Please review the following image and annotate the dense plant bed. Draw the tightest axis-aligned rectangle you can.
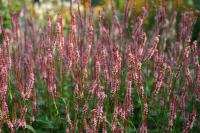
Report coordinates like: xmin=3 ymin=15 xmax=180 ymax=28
xmin=0 ymin=1 xmax=199 ymax=133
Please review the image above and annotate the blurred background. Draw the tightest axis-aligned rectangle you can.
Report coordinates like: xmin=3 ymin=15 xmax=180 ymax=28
xmin=0 ymin=0 xmax=200 ymax=39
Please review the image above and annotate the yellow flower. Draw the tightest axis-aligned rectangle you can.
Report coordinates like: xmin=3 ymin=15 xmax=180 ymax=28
xmin=93 ymin=6 xmax=103 ymax=14
xmin=29 ymin=7 xmax=37 ymax=18
xmin=81 ymin=0 xmax=90 ymax=8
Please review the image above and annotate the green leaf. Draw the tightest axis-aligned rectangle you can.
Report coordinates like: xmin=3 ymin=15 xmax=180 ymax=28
xmin=26 ymin=125 xmax=37 ymax=133
xmin=35 ymin=119 xmax=54 ymax=129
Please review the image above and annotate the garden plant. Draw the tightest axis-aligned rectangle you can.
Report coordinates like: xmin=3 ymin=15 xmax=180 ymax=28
xmin=0 ymin=0 xmax=200 ymax=132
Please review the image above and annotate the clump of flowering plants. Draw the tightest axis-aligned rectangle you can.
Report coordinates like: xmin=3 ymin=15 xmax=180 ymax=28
xmin=0 ymin=0 xmax=199 ymax=132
